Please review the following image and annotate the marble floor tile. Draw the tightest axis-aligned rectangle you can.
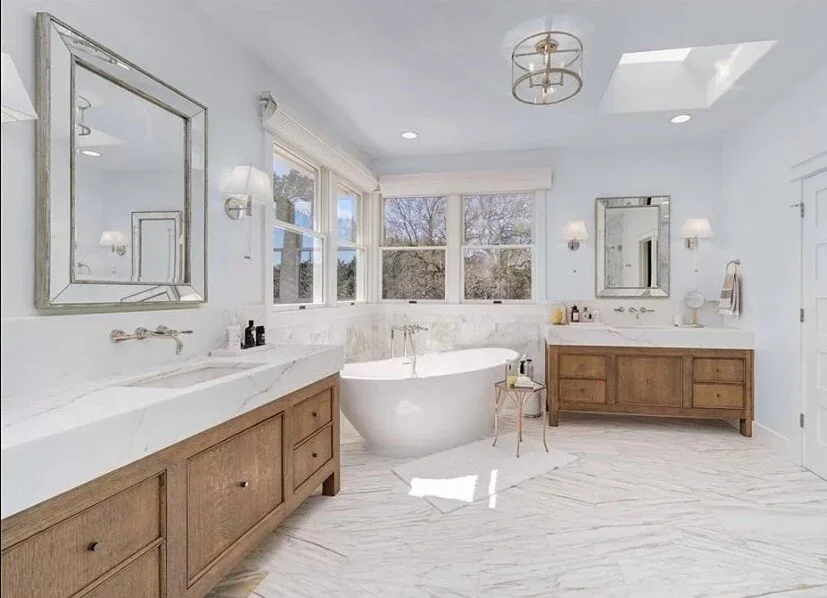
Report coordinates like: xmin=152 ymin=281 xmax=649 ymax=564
xmin=217 ymin=414 xmax=827 ymax=597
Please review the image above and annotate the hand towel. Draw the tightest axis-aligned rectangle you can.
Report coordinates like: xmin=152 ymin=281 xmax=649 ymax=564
xmin=718 ymin=265 xmax=741 ymax=317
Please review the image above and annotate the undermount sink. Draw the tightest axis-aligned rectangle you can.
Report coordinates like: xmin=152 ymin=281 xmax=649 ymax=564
xmin=126 ymin=363 xmax=264 ymax=389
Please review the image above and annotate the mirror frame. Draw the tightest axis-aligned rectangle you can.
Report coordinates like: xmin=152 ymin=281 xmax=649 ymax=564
xmin=594 ymin=195 xmax=671 ymax=298
xmin=34 ymin=13 xmax=208 ymax=311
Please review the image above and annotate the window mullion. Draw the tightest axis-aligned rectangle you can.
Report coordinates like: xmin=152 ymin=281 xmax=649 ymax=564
xmin=446 ymin=193 xmax=462 ymax=303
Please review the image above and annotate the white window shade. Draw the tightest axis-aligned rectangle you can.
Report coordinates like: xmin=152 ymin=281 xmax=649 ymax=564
xmin=261 ymin=99 xmax=378 ymax=193
xmin=380 ymin=169 xmax=553 ymax=198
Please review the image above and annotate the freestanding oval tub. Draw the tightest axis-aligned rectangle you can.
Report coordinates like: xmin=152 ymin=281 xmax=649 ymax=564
xmin=341 ymin=347 xmax=519 ymax=457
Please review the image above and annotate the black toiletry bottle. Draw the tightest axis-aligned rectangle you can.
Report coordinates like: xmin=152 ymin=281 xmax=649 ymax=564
xmin=244 ymin=320 xmax=255 ymax=349
xmin=255 ymin=325 xmax=266 ymax=347
xmin=571 ymin=304 xmax=580 ymax=323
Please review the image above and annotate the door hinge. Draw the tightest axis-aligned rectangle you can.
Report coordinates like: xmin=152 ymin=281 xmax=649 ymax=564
xmin=800 ymin=413 xmax=805 ymax=428
xmin=801 ymin=308 xmax=805 ymax=323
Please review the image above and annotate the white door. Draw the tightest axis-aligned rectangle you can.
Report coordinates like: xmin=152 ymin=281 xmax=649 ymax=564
xmin=803 ymin=169 xmax=827 ymax=479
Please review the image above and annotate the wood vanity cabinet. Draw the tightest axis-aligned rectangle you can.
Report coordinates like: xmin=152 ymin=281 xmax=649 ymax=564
xmin=547 ymin=346 xmax=753 ymax=436
xmin=0 ymin=375 xmax=340 ymax=598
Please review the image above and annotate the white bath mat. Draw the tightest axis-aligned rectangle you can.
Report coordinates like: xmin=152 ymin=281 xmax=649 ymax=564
xmin=392 ymin=434 xmax=577 ymax=513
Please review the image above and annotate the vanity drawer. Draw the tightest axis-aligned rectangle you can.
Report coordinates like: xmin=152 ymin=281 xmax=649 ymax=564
xmin=187 ymin=414 xmax=284 ymax=579
xmin=83 ymin=547 xmax=161 ymax=598
xmin=293 ymin=425 xmax=334 ymax=490
xmin=0 ymin=475 xmax=162 ymax=598
xmin=293 ymin=389 xmax=333 ymax=444
xmin=693 ymin=384 xmax=745 ymax=409
xmin=558 ymin=379 xmax=607 ymax=405
xmin=693 ymin=359 xmax=745 ymax=384
xmin=559 ymin=354 xmax=607 ymax=379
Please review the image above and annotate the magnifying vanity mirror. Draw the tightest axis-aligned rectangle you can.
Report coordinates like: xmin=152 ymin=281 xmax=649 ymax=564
xmin=595 ymin=195 xmax=670 ymax=298
xmin=34 ymin=13 xmax=207 ymax=310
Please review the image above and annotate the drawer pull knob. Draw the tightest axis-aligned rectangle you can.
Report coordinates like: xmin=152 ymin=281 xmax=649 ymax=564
xmin=312 ymin=411 xmax=318 ymax=417
xmin=239 ymin=481 xmax=250 ymax=488
xmin=87 ymin=541 xmax=100 ymax=552
xmin=312 ymin=452 xmax=318 ymax=458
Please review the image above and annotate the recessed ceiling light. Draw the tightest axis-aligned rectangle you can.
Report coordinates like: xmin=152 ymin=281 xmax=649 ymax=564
xmin=401 ymin=131 xmax=419 ymax=140
xmin=670 ymin=114 xmax=692 ymax=124
xmin=81 ymin=149 xmax=102 ymax=157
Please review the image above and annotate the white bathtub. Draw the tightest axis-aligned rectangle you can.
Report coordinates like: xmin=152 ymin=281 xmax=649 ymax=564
xmin=341 ymin=347 xmax=519 ymax=457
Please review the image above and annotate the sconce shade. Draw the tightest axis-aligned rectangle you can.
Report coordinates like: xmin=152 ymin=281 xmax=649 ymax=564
xmin=681 ymin=218 xmax=713 ymax=239
xmin=563 ymin=220 xmax=589 ymax=241
xmin=99 ymin=230 xmax=129 ymax=247
xmin=223 ymin=165 xmax=272 ymax=203
xmin=1 ymin=52 xmax=37 ymax=122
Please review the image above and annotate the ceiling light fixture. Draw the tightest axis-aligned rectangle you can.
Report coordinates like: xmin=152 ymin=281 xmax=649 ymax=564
xmin=401 ymin=131 xmax=418 ymax=140
xmin=81 ymin=149 xmax=101 ymax=157
xmin=670 ymin=114 xmax=692 ymax=124
xmin=512 ymin=30 xmax=583 ymax=106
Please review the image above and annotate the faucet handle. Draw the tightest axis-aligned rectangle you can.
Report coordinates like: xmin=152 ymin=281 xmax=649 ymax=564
xmin=613 ymin=307 xmax=624 ymax=313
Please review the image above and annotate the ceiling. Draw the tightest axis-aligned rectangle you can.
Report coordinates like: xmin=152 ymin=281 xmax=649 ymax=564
xmin=192 ymin=0 xmax=827 ymax=160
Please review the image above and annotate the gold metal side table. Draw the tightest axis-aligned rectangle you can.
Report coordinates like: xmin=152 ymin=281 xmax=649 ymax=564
xmin=493 ymin=381 xmax=548 ymax=457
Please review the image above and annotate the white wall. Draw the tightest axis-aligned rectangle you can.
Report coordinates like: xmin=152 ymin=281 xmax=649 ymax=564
xmin=0 ymin=0 xmax=365 ymax=396
xmin=720 ymin=66 xmax=827 ymax=459
xmin=375 ymin=142 xmax=728 ymax=321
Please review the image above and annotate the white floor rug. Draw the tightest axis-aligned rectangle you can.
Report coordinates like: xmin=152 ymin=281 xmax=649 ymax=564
xmin=392 ymin=434 xmax=577 ymax=513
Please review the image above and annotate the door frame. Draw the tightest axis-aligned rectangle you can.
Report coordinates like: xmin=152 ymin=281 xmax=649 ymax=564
xmin=793 ymin=150 xmax=827 ymax=467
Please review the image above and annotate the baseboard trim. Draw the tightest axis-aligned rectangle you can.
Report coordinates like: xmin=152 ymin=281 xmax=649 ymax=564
xmin=753 ymin=422 xmax=801 ymax=465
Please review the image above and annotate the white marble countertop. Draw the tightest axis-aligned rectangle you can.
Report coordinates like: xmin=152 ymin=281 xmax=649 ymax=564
xmin=545 ymin=324 xmax=754 ymax=350
xmin=0 ymin=344 xmax=344 ymax=519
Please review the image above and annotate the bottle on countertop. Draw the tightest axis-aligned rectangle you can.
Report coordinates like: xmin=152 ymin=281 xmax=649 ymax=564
xmin=583 ymin=307 xmax=591 ymax=321
xmin=226 ymin=312 xmax=242 ymax=351
xmin=526 ymin=358 xmax=534 ymax=380
xmin=571 ymin=304 xmax=580 ymax=323
xmin=255 ymin=325 xmax=266 ymax=347
xmin=243 ymin=320 xmax=255 ymax=349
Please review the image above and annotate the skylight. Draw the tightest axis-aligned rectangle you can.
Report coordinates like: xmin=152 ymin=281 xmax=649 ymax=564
xmin=619 ymin=47 xmax=692 ymax=65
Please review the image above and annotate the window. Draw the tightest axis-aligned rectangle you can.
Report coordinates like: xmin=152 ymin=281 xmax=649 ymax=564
xmin=381 ymin=196 xmax=447 ymax=300
xmin=462 ymin=192 xmax=534 ymax=301
xmin=272 ymin=146 xmax=323 ymax=305
xmin=335 ymin=183 xmax=365 ymax=302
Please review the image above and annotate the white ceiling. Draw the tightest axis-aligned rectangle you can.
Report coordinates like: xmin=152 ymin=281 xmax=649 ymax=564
xmin=192 ymin=0 xmax=827 ymax=159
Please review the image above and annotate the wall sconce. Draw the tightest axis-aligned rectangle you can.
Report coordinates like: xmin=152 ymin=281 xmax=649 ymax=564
xmin=99 ymin=230 xmax=129 ymax=256
xmin=1 ymin=52 xmax=37 ymax=123
xmin=223 ymin=165 xmax=272 ymax=219
xmin=682 ymin=218 xmax=713 ymax=249
xmin=563 ymin=221 xmax=589 ymax=251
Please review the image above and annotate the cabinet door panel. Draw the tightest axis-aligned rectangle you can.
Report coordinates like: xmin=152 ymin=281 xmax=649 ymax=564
xmin=693 ymin=384 xmax=745 ymax=409
xmin=293 ymin=426 xmax=334 ymax=490
xmin=187 ymin=414 xmax=283 ymax=579
xmin=559 ymin=355 xmax=607 ymax=379
xmin=617 ymin=356 xmax=683 ymax=406
xmin=559 ymin=379 xmax=607 ymax=404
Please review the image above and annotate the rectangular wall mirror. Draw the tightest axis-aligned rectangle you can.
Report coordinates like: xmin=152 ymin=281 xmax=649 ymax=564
xmin=595 ymin=195 xmax=670 ymax=297
xmin=35 ymin=13 xmax=207 ymax=310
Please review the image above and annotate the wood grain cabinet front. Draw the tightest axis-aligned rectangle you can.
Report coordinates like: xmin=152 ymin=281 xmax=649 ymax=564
xmin=187 ymin=414 xmax=284 ymax=580
xmin=0 ymin=474 xmax=162 ymax=598
xmin=547 ymin=346 xmax=753 ymax=436
xmin=82 ymin=547 xmax=162 ymax=598
xmin=292 ymin=389 xmax=333 ymax=443
xmin=293 ymin=425 xmax=334 ymax=491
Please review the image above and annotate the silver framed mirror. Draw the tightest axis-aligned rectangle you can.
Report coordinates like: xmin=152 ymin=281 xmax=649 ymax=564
xmin=35 ymin=13 xmax=207 ymax=310
xmin=595 ymin=195 xmax=670 ymax=298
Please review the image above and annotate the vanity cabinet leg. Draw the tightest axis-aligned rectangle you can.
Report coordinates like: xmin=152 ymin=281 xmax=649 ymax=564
xmin=322 ymin=469 xmax=340 ymax=496
xmin=739 ymin=419 xmax=752 ymax=438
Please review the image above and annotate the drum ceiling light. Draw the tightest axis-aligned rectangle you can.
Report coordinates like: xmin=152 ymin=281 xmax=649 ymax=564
xmin=511 ymin=30 xmax=584 ymax=106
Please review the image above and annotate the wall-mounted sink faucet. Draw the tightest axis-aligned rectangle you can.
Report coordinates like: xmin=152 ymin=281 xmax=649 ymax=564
xmin=111 ymin=325 xmax=194 ymax=355
xmin=628 ymin=306 xmax=655 ymax=320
